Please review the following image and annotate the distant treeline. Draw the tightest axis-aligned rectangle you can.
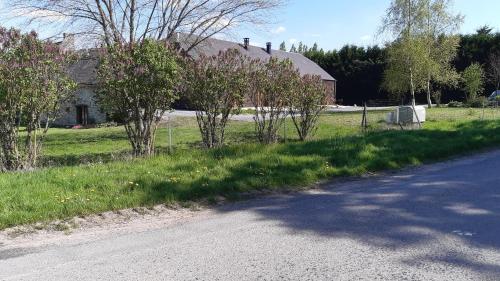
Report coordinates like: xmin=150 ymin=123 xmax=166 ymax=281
xmin=294 ymin=27 xmax=500 ymax=105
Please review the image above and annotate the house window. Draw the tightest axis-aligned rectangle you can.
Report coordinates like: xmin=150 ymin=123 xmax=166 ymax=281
xmin=76 ymin=105 xmax=89 ymax=125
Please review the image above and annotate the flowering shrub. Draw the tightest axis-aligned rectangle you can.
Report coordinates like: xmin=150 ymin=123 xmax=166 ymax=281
xmin=289 ymin=75 xmax=328 ymax=140
xmin=183 ymin=49 xmax=250 ymax=148
xmin=0 ymin=27 xmax=76 ymax=171
xmin=97 ymin=40 xmax=181 ymax=156
xmin=249 ymin=58 xmax=301 ymax=144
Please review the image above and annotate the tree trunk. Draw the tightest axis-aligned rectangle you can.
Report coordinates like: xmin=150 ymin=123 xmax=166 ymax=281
xmin=426 ymin=78 xmax=432 ymax=108
xmin=406 ymin=0 xmax=421 ymax=130
xmin=410 ymin=68 xmax=416 ymax=107
xmin=409 ymin=67 xmax=422 ymax=128
xmin=1 ymin=129 xmax=21 ymax=171
xmin=426 ymin=1 xmax=432 ymax=109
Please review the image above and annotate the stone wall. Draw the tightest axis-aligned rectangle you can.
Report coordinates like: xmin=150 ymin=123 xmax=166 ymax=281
xmin=53 ymin=86 xmax=107 ymax=126
xmin=323 ymin=80 xmax=336 ymax=105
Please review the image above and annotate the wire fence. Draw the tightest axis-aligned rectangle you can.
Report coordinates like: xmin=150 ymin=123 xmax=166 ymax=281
xmin=156 ymin=103 xmax=500 ymax=153
xmin=359 ymin=102 xmax=500 ymax=132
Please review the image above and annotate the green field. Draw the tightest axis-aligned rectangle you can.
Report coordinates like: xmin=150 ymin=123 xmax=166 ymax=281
xmin=1 ymin=108 xmax=499 ymax=229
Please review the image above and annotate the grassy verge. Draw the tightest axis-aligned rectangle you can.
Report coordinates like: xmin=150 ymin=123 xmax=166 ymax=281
xmin=0 ymin=109 xmax=499 ymax=229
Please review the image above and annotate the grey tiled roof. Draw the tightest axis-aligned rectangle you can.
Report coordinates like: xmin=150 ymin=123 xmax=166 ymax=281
xmin=67 ymin=49 xmax=100 ymax=85
xmin=181 ymin=36 xmax=335 ymax=81
xmin=69 ymin=36 xmax=335 ymax=85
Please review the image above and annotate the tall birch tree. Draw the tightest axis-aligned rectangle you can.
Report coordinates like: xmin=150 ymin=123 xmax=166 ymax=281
xmin=381 ymin=0 xmax=429 ymax=109
xmin=422 ymin=0 xmax=463 ymax=107
xmin=381 ymin=0 xmax=462 ymax=109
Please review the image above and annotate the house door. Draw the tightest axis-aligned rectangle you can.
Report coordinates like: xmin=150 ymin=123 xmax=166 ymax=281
xmin=76 ymin=105 xmax=89 ymax=125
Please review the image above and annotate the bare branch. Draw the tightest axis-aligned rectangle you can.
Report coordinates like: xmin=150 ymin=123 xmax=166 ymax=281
xmin=7 ymin=0 xmax=285 ymax=48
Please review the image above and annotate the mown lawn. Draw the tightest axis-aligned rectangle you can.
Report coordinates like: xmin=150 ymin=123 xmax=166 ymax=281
xmin=0 ymin=108 xmax=499 ymax=229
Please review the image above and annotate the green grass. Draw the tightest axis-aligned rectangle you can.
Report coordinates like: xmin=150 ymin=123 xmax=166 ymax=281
xmin=0 ymin=108 xmax=499 ymax=229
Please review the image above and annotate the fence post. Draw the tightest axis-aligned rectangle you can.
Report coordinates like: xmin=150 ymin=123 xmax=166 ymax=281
xmin=495 ymin=101 xmax=498 ymax=120
xmin=494 ymin=101 xmax=498 ymax=120
xmin=283 ymin=114 xmax=287 ymax=143
xmin=481 ymin=102 xmax=485 ymax=120
xmin=361 ymin=103 xmax=368 ymax=132
xmin=167 ymin=114 xmax=173 ymax=154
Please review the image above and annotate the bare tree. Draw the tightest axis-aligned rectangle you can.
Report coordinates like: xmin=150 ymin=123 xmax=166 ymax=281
xmin=489 ymin=53 xmax=500 ymax=92
xmin=8 ymin=0 xmax=284 ymax=49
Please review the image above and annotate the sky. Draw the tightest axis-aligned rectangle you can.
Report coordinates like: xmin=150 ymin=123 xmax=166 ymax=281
xmin=237 ymin=0 xmax=500 ymax=51
xmin=1 ymin=0 xmax=499 ymax=51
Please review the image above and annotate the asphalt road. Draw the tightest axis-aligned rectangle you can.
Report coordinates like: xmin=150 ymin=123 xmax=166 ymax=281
xmin=1 ymin=150 xmax=500 ymax=281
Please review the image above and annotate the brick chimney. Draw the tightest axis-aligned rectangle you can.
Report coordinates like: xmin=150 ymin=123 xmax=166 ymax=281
xmin=61 ymin=33 xmax=75 ymax=51
xmin=266 ymin=42 xmax=272 ymax=54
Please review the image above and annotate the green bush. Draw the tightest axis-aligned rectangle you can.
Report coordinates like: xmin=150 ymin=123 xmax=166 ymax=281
xmin=447 ymin=101 xmax=464 ymax=108
xmin=96 ymin=122 xmax=119 ymax=128
xmin=467 ymin=96 xmax=488 ymax=108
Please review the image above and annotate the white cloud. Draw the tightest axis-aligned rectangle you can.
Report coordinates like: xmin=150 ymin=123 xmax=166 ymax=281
xmin=11 ymin=8 xmax=67 ymax=22
xmin=288 ymin=38 xmax=298 ymax=44
xmin=360 ymin=35 xmax=372 ymax=41
xmin=271 ymin=26 xmax=286 ymax=34
xmin=213 ymin=33 xmax=231 ymax=40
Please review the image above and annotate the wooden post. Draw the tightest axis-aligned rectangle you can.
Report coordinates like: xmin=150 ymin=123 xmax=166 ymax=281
xmin=495 ymin=101 xmax=498 ymax=120
xmin=283 ymin=115 xmax=287 ymax=142
xmin=481 ymin=101 xmax=485 ymax=120
xmin=168 ymin=114 xmax=173 ymax=154
xmin=361 ymin=103 xmax=368 ymax=132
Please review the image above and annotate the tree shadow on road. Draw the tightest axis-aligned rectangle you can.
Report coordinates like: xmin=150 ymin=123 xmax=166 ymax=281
xmin=214 ymin=150 xmax=500 ymax=277
xmin=133 ymin=120 xmax=500 ymax=277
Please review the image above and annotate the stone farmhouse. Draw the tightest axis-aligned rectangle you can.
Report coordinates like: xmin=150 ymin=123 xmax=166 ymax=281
xmin=54 ymin=35 xmax=336 ymax=126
